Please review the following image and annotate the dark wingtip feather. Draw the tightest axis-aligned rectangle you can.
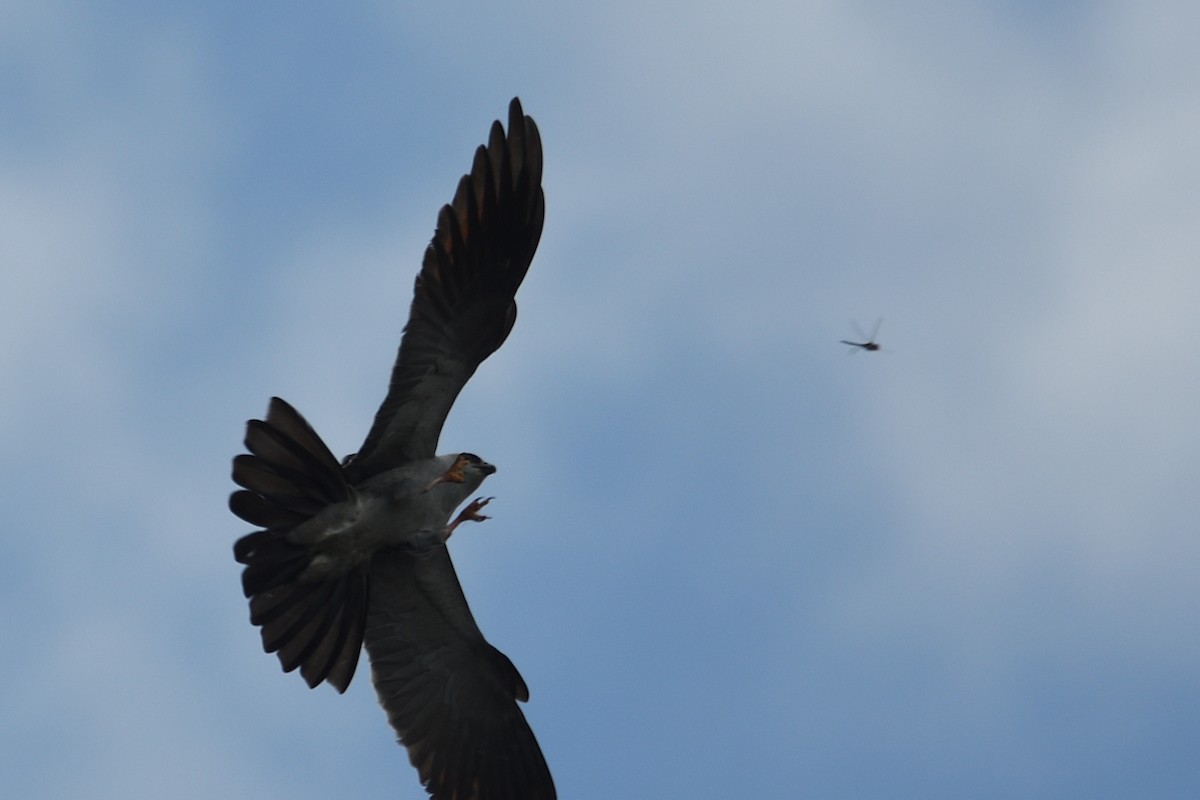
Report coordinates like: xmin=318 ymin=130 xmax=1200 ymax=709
xmin=345 ymin=98 xmax=546 ymax=480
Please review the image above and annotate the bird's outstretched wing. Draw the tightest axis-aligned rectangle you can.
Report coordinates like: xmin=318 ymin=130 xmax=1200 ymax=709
xmin=365 ymin=547 xmax=556 ymax=799
xmin=346 ymin=98 xmax=544 ymax=483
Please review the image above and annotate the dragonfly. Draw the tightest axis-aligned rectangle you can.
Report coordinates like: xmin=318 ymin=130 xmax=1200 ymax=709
xmin=841 ymin=318 xmax=883 ymax=353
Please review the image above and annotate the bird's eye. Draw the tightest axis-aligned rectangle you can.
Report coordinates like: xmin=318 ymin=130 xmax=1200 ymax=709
xmin=460 ymin=453 xmax=482 ymax=464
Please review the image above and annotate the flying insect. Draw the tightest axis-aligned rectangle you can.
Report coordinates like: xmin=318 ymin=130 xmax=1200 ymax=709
xmin=841 ymin=318 xmax=883 ymax=353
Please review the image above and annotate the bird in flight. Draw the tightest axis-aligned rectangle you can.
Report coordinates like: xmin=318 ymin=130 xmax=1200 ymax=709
xmin=840 ymin=318 xmax=883 ymax=353
xmin=229 ymin=98 xmax=554 ymax=799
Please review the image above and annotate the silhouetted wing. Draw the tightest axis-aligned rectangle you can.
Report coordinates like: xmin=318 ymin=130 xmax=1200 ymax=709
xmin=364 ymin=547 xmax=555 ymax=799
xmin=346 ymin=98 xmax=544 ymax=482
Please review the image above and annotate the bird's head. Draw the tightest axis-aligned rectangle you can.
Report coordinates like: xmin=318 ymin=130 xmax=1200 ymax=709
xmin=423 ymin=452 xmax=496 ymax=495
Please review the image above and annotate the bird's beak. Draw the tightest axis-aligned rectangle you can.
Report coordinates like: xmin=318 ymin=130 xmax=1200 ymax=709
xmin=480 ymin=462 xmax=497 ymax=475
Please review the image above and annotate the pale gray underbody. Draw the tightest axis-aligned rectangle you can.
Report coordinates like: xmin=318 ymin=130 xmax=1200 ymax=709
xmin=292 ymin=454 xmax=492 ymax=581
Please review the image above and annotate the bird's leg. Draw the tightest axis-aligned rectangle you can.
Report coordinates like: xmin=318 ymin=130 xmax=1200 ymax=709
xmin=442 ymin=497 xmax=493 ymax=541
xmin=423 ymin=454 xmax=471 ymax=493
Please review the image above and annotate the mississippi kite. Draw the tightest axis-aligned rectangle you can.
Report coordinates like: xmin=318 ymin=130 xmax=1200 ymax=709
xmin=230 ymin=98 xmax=554 ymax=800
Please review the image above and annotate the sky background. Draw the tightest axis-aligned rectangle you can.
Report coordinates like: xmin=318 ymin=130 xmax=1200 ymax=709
xmin=3 ymin=2 xmax=1199 ymax=798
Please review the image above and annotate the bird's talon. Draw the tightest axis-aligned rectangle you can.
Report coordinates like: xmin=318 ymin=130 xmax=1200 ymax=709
xmin=462 ymin=496 xmax=493 ymax=522
xmin=443 ymin=497 xmax=496 ymax=540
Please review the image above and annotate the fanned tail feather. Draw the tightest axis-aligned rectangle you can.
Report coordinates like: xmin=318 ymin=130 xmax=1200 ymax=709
xmin=231 ymin=397 xmax=367 ymax=693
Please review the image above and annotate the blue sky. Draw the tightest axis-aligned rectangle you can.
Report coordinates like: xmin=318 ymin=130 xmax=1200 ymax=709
xmin=3 ymin=2 xmax=1199 ymax=798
